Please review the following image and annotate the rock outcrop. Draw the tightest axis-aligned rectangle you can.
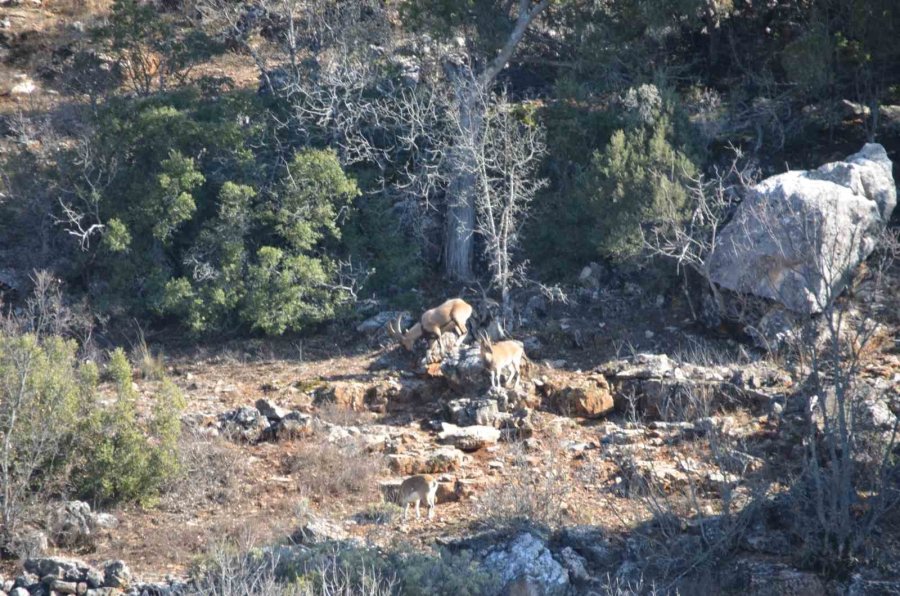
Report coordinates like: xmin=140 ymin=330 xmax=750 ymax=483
xmin=708 ymin=143 xmax=896 ymax=314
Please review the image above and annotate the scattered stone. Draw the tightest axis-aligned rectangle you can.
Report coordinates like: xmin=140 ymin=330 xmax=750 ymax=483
xmin=446 ymin=397 xmax=500 ymax=427
xmin=437 ymin=424 xmax=500 ymax=451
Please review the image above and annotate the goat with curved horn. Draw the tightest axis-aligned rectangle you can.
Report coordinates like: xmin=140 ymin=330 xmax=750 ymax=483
xmin=388 ymin=298 xmax=474 ymax=351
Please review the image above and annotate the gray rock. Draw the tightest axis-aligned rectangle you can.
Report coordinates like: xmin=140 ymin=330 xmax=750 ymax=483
xmin=85 ymin=568 xmax=104 ymax=589
xmin=220 ymin=406 xmax=270 ymax=442
xmin=558 ymin=547 xmax=590 ymax=582
xmin=289 ymin=516 xmax=349 ymax=545
xmin=356 ymin=310 xmax=412 ymax=334
xmin=48 ymin=579 xmax=78 ymax=594
xmin=440 ymin=346 xmax=488 ymax=390
xmin=558 ymin=526 xmax=619 ymax=569
xmin=13 ymin=572 xmax=38 ymax=589
xmin=254 ymin=398 xmax=290 ymax=421
xmin=482 ymin=533 xmax=569 ymax=596
xmin=446 ymin=398 xmax=500 ymax=427
xmin=437 ymin=423 xmax=500 ymax=451
xmin=23 ymin=558 xmax=88 ymax=580
xmin=709 ymin=143 xmax=895 ymax=314
xmin=10 ymin=588 xmax=30 ymax=596
xmin=102 ymin=560 xmax=131 ymax=589
xmin=50 ymin=501 xmax=98 ymax=548
xmin=9 ymin=528 xmax=48 ymax=559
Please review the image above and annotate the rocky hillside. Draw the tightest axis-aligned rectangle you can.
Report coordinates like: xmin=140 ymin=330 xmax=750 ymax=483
xmin=1 ymin=0 xmax=900 ymax=594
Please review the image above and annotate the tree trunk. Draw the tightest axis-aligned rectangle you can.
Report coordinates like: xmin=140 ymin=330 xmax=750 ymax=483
xmin=442 ymin=0 xmax=550 ymax=281
xmin=444 ymin=72 xmax=483 ymax=281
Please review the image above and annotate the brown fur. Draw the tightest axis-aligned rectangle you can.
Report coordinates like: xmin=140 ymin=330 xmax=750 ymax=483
xmin=389 ymin=299 xmax=474 ymax=351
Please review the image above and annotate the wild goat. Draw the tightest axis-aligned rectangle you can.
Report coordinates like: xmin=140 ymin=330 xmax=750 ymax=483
xmin=399 ymin=474 xmax=439 ymax=520
xmin=388 ymin=298 xmax=473 ymax=351
xmin=478 ymin=332 xmax=526 ymax=390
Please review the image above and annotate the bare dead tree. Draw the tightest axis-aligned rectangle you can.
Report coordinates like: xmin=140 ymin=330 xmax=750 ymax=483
xmin=456 ymin=89 xmax=547 ymax=321
xmin=54 ymin=135 xmax=119 ymax=250
xmin=642 ymin=146 xmax=758 ymax=321
xmin=442 ymin=0 xmax=552 ymax=282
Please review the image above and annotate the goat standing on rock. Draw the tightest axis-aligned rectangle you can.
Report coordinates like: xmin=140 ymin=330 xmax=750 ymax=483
xmin=478 ymin=332 xmax=527 ymax=390
xmin=388 ymin=298 xmax=473 ymax=352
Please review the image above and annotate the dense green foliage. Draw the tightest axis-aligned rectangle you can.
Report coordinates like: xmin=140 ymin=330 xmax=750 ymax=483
xmin=1 ymin=0 xmax=899 ymax=330
xmin=0 ymin=333 xmax=185 ymax=551
xmin=74 ymin=348 xmax=185 ymax=505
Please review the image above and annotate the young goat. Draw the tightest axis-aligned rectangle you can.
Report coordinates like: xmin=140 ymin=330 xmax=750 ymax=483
xmin=388 ymin=298 xmax=473 ymax=351
xmin=399 ymin=474 xmax=439 ymax=520
xmin=478 ymin=333 xmax=527 ymax=390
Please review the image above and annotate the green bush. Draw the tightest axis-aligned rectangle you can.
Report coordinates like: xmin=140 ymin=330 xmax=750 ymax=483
xmin=21 ymin=88 xmax=362 ymax=335
xmin=582 ymin=84 xmax=699 ymax=261
xmin=73 ymin=348 xmax=185 ymax=506
xmin=162 ymin=149 xmax=360 ymax=334
xmin=0 ymin=333 xmax=89 ymax=549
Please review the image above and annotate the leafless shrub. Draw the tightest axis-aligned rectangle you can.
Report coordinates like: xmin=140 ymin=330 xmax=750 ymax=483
xmin=475 ymin=437 xmax=571 ymax=530
xmin=288 ymin=440 xmax=382 ymax=499
xmin=613 ymin=397 xmax=769 ymax=588
xmin=188 ymin=532 xmax=288 ymax=596
xmin=463 ymin=89 xmax=547 ymax=319
xmin=163 ymin=429 xmax=247 ymax=511
xmin=315 ymin=402 xmax=374 ymax=428
xmin=643 ymin=146 xmax=758 ymax=322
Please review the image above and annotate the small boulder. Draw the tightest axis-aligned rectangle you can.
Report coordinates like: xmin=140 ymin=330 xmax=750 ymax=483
xmin=541 ymin=374 xmax=614 ymax=418
xmin=438 ymin=424 xmax=500 ymax=451
xmin=315 ymin=381 xmax=367 ymax=411
xmin=102 ymin=560 xmax=130 ymax=589
xmin=290 ymin=517 xmax=349 ymax=545
xmin=446 ymin=397 xmax=501 ymax=427
xmin=50 ymin=501 xmax=105 ymax=549
xmin=220 ymin=406 xmax=270 ymax=442
xmin=255 ymin=398 xmax=290 ymax=421
xmin=441 ymin=346 xmax=488 ymax=391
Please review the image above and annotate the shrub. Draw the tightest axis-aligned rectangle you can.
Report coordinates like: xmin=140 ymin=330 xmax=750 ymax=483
xmin=160 ymin=149 xmax=360 ymax=334
xmin=582 ymin=84 xmax=699 ymax=260
xmin=73 ymin=348 xmax=185 ymax=506
xmin=0 ymin=332 xmax=89 ymax=552
xmin=288 ymin=439 xmax=381 ymax=499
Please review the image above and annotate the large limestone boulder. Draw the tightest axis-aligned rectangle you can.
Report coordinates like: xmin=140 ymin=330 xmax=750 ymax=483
xmin=482 ymin=533 xmax=569 ymax=596
xmin=708 ymin=144 xmax=896 ymax=314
